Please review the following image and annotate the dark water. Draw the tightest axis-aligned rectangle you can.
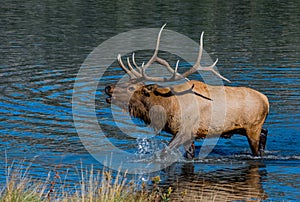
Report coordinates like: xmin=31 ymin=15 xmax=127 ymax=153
xmin=1 ymin=1 xmax=299 ymax=201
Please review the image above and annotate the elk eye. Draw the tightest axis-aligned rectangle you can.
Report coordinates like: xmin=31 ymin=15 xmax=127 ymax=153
xmin=128 ymin=86 xmax=135 ymax=92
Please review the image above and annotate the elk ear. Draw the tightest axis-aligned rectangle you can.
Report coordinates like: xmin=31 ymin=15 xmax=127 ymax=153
xmin=142 ymin=84 xmax=171 ymax=96
xmin=142 ymin=84 xmax=159 ymax=96
xmin=171 ymin=83 xmax=194 ymax=93
xmin=153 ymin=86 xmax=172 ymax=96
xmin=153 ymin=83 xmax=195 ymax=97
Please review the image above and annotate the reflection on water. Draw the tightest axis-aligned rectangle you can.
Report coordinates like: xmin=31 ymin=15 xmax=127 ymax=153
xmin=163 ymin=162 xmax=267 ymax=201
xmin=0 ymin=0 xmax=299 ymax=200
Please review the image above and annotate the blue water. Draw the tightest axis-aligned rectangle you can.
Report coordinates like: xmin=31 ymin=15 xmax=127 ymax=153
xmin=1 ymin=1 xmax=299 ymax=201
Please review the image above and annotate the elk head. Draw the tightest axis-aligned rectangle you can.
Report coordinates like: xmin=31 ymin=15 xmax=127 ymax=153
xmin=105 ymin=79 xmax=197 ymax=124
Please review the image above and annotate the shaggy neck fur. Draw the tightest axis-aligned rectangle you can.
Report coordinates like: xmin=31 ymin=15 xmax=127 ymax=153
xmin=128 ymin=99 xmax=151 ymax=124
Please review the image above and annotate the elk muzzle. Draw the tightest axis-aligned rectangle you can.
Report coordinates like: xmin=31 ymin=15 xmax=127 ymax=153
xmin=105 ymin=85 xmax=114 ymax=103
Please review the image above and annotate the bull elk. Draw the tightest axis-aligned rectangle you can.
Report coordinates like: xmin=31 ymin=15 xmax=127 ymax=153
xmin=105 ymin=24 xmax=269 ymax=158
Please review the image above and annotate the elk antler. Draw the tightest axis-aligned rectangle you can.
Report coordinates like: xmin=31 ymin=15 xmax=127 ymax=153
xmin=117 ymin=24 xmax=230 ymax=83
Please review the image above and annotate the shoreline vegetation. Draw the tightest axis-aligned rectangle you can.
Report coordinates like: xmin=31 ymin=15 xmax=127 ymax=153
xmin=0 ymin=159 xmax=268 ymax=202
xmin=0 ymin=161 xmax=179 ymax=202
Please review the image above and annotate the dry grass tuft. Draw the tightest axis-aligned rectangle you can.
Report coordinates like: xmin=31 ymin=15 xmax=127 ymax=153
xmin=0 ymin=161 xmax=174 ymax=202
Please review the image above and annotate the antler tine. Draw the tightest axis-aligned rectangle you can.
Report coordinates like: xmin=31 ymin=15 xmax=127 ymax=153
xmin=171 ymin=60 xmax=190 ymax=81
xmin=117 ymin=54 xmax=136 ymax=79
xmin=210 ymin=67 xmax=231 ymax=82
xmin=181 ymin=32 xmax=231 ymax=82
xmin=170 ymin=60 xmax=180 ymax=79
xmin=195 ymin=31 xmax=204 ymax=68
xmin=175 ymin=60 xmax=179 ymax=73
xmin=132 ymin=53 xmax=142 ymax=72
xmin=126 ymin=57 xmax=142 ymax=78
xmin=142 ymin=23 xmax=167 ymax=72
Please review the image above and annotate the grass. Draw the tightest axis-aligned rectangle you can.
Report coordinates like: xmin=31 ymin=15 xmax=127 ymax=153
xmin=0 ymin=160 xmax=173 ymax=202
xmin=1 ymin=159 xmax=267 ymax=202
xmin=1 ymin=160 xmax=48 ymax=202
xmin=1 ymin=160 xmax=266 ymax=202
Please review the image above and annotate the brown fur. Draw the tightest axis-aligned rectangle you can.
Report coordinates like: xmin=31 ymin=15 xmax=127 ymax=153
xmin=105 ymin=80 xmax=269 ymax=156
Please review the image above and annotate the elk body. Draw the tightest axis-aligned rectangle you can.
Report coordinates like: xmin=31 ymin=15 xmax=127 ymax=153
xmin=105 ymin=25 xmax=269 ymax=158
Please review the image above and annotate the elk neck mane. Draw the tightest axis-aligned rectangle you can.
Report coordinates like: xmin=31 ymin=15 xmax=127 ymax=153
xmin=128 ymin=99 xmax=151 ymax=124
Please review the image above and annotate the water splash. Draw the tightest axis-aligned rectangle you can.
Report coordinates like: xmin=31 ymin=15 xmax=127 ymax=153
xmin=134 ymin=137 xmax=184 ymax=163
xmin=135 ymin=137 xmax=168 ymax=156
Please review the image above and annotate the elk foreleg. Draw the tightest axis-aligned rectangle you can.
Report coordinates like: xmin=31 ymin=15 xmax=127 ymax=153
xmin=168 ymin=131 xmax=195 ymax=159
xmin=184 ymin=141 xmax=195 ymax=159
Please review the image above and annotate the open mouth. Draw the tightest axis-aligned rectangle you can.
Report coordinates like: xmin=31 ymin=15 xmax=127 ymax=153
xmin=105 ymin=86 xmax=112 ymax=103
xmin=106 ymin=96 xmax=112 ymax=103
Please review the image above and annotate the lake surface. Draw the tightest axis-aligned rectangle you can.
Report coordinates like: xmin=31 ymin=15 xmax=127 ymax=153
xmin=0 ymin=1 xmax=299 ymax=201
